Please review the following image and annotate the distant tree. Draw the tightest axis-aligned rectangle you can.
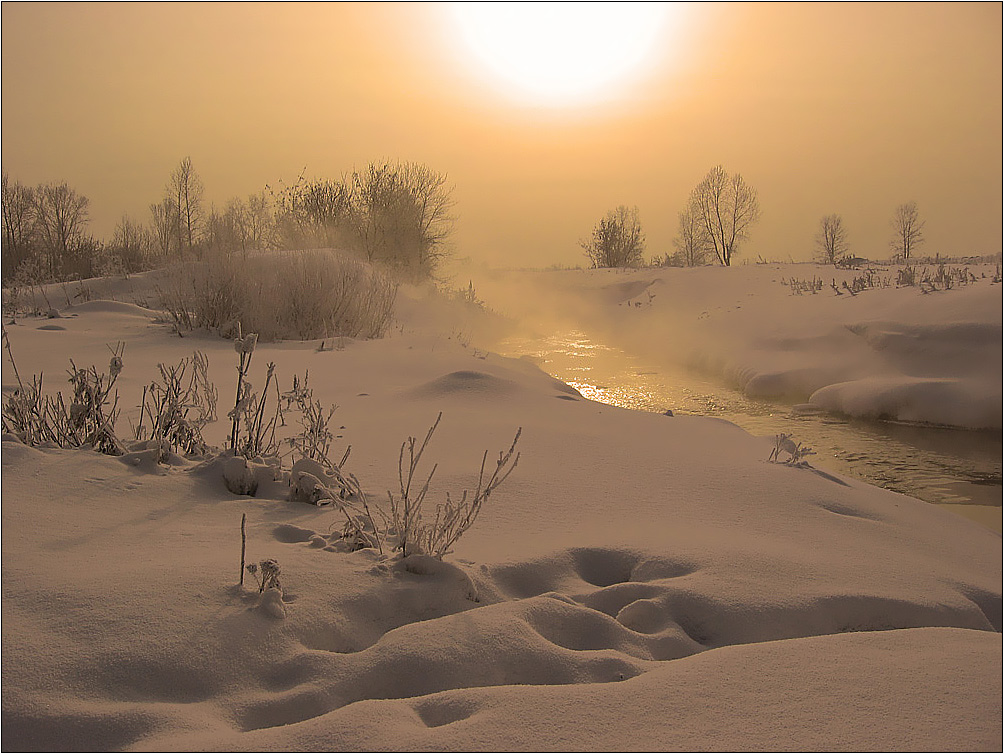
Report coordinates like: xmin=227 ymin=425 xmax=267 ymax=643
xmin=2 ymin=173 xmax=37 ymax=277
xmin=167 ymin=157 xmax=204 ymax=256
xmin=205 ymin=199 xmax=248 ymax=254
xmin=270 ymin=161 xmax=453 ymax=279
xmin=581 ymin=205 xmax=645 ymax=268
xmin=672 ymin=203 xmax=710 ymax=267
xmin=350 ymin=161 xmax=455 ymax=279
xmin=890 ymin=201 xmax=924 ymax=261
xmin=273 ymin=175 xmax=354 ymax=250
xmin=690 ymin=165 xmax=760 ymax=266
xmin=244 ymin=190 xmax=275 ymax=251
xmin=149 ymin=198 xmax=175 ymax=259
xmin=33 ymin=182 xmax=91 ymax=279
xmin=814 ymin=214 xmax=850 ymax=265
xmin=107 ymin=215 xmax=151 ymax=272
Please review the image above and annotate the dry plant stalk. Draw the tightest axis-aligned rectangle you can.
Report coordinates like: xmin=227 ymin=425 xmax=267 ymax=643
xmin=388 ymin=413 xmax=521 ymax=560
xmin=422 ymin=426 xmax=521 ymax=559
xmin=246 ymin=559 xmax=281 ymax=593
xmin=389 ymin=413 xmax=442 ymax=558
xmin=228 ymin=324 xmax=281 ymax=459
xmin=136 ymin=351 xmax=216 ymax=457
xmin=335 ymin=473 xmax=386 ymax=555
xmin=240 ymin=513 xmax=247 ymax=587
xmin=768 ymin=433 xmax=815 ymax=465
xmin=282 ymin=371 xmax=350 ymax=473
xmin=2 ymin=341 xmax=126 ymax=455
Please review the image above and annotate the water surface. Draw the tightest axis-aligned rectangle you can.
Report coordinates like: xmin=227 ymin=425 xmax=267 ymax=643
xmin=500 ymin=329 xmax=1002 ymax=530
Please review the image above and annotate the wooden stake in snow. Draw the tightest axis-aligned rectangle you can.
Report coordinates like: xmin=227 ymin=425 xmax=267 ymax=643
xmin=240 ymin=513 xmax=247 ymax=587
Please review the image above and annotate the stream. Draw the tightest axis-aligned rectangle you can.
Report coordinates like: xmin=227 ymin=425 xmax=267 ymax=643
xmin=499 ymin=329 xmax=1002 ymax=531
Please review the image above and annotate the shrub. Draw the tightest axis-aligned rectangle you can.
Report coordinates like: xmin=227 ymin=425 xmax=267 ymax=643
xmin=281 ymin=372 xmax=350 ymax=471
xmin=581 ymin=206 xmax=645 ymax=269
xmin=2 ymin=340 xmax=126 ymax=455
xmin=896 ymin=266 xmax=916 ymax=287
xmin=245 ymin=559 xmax=281 ymax=593
xmin=135 ymin=351 xmax=216 ymax=458
xmin=158 ymin=249 xmax=397 ymax=341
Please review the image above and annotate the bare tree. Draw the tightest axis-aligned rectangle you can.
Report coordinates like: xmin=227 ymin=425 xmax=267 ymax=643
xmin=167 ymin=157 xmax=204 ymax=256
xmin=108 ymin=215 xmax=151 ymax=272
xmin=33 ymin=183 xmax=90 ymax=279
xmin=2 ymin=173 xmax=37 ymax=276
xmin=814 ymin=214 xmax=850 ymax=265
xmin=672 ymin=203 xmax=710 ymax=266
xmin=244 ymin=190 xmax=274 ymax=251
xmin=273 ymin=175 xmax=354 ymax=250
xmin=150 ymin=198 xmax=175 ymax=259
xmin=690 ymin=165 xmax=760 ymax=266
xmin=351 ymin=162 xmax=455 ymax=279
xmin=581 ymin=205 xmax=645 ymax=268
xmin=890 ymin=201 xmax=924 ymax=261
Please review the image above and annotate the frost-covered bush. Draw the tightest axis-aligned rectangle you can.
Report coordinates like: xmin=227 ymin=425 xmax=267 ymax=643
xmin=281 ymin=372 xmax=350 ymax=473
xmin=135 ymin=351 xmax=216 ymax=458
xmin=2 ymin=341 xmax=126 ymax=455
xmin=158 ymin=249 xmax=397 ymax=341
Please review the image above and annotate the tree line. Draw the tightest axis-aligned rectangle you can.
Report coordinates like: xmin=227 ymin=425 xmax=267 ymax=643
xmin=2 ymin=156 xmax=934 ymax=282
xmin=2 ymin=158 xmax=455 ymax=284
xmin=582 ymin=164 xmax=929 ymax=269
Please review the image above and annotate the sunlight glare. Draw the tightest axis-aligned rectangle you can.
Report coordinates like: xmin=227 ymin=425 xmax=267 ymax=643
xmin=452 ymin=3 xmax=670 ymax=104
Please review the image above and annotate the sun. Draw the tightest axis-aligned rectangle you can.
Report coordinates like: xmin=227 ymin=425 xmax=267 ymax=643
xmin=452 ymin=2 xmax=670 ymax=104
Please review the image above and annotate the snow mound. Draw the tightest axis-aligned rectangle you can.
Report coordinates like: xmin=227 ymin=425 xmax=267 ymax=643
xmin=810 ymin=376 xmax=1003 ymax=430
xmin=407 ymin=369 xmax=522 ymax=400
xmin=161 ymin=627 xmax=999 ymax=752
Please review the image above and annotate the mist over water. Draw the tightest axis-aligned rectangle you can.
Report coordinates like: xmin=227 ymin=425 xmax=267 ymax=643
xmin=465 ymin=266 xmax=1002 ymax=527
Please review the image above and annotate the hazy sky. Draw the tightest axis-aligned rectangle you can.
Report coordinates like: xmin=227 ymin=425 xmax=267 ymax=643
xmin=2 ymin=2 xmax=1001 ymax=267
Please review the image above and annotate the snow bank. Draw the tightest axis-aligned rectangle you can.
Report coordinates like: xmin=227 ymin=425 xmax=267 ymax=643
xmin=810 ymin=376 xmax=1003 ymax=428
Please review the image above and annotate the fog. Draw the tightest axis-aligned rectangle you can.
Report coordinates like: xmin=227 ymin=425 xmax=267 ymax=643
xmin=2 ymin=3 xmax=1001 ymax=267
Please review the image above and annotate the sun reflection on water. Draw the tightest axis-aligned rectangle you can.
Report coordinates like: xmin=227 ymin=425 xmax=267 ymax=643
xmin=499 ymin=330 xmax=1003 ymax=511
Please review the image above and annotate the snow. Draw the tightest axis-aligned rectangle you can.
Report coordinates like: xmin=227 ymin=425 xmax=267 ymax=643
xmin=1 ymin=263 xmax=1001 ymax=751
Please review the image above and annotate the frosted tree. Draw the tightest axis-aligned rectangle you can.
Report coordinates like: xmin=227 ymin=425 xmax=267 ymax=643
xmin=2 ymin=173 xmax=37 ymax=276
xmin=33 ymin=183 xmax=91 ymax=279
xmin=167 ymin=157 xmax=204 ymax=256
xmin=890 ymin=201 xmax=924 ymax=261
xmin=672 ymin=203 xmax=710 ymax=266
xmin=690 ymin=165 xmax=760 ymax=266
xmin=149 ymin=198 xmax=176 ymax=259
xmin=351 ymin=162 xmax=455 ymax=280
xmin=814 ymin=214 xmax=850 ymax=265
xmin=581 ymin=205 xmax=645 ymax=268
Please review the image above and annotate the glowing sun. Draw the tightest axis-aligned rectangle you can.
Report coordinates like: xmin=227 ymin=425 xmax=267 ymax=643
xmin=452 ymin=2 xmax=670 ymax=104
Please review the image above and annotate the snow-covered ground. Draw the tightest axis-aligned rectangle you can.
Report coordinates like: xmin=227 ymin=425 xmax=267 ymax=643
xmin=2 ymin=264 xmax=1001 ymax=751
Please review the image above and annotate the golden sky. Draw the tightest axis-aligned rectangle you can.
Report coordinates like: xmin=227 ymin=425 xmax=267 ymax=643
xmin=2 ymin=2 xmax=1001 ymax=266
